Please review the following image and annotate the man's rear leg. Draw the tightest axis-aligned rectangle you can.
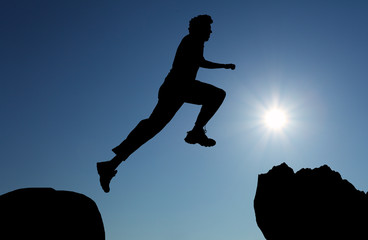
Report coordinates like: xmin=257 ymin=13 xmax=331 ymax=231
xmin=97 ymin=118 xmax=164 ymax=192
xmin=97 ymin=99 xmax=182 ymax=192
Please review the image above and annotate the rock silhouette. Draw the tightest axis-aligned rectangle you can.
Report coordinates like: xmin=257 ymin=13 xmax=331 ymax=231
xmin=0 ymin=188 xmax=105 ymax=240
xmin=254 ymin=163 xmax=368 ymax=240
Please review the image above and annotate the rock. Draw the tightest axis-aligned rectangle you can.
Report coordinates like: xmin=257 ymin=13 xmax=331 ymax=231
xmin=0 ymin=188 xmax=105 ymax=240
xmin=254 ymin=163 xmax=368 ymax=240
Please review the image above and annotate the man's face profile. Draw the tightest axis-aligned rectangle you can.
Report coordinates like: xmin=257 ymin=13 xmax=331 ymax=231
xmin=203 ymin=25 xmax=212 ymax=41
xmin=198 ymin=24 xmax=212 ymax=42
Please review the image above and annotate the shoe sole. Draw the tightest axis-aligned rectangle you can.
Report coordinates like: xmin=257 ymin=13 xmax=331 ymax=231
xmin=184 ymin=137 xmax=216 ymax=147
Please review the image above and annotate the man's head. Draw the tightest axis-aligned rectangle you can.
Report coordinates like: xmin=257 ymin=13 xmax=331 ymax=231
xmin=188 ymin=15 xmax=213 ymax=42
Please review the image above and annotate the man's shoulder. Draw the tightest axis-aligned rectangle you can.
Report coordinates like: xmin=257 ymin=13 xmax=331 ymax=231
xmin=180 ymin=34 xmax=203 ymax=48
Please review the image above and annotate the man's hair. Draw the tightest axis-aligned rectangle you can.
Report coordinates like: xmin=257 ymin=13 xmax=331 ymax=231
xmin=188 ymin=15 xmax=213 ymax=34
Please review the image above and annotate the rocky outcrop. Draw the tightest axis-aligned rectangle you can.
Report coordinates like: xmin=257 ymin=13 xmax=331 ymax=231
xmin=0 ymin=188 xmax=105 ymax=240
xmin=254 ymin=163 xmax=368 ymax=240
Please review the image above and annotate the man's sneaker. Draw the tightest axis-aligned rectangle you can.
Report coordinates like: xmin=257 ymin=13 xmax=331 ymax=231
xmin=184 ymin=128 xmax=216 ymax=147
xmin=97 ymin=162 xmax=117 ymax=193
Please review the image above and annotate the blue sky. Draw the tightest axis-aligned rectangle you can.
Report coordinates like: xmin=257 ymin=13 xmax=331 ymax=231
xmin=1 ymin=1 xmax=368 ymax=239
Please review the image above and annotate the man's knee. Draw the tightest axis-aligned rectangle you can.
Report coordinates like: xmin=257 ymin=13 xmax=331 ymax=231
xmin=213 ymin=88 xmax=226 ymax=103
xmin=218 ymin=88 xmax=226 ymax=101
xmin=204 ymin=87 xmax=225 ymax=106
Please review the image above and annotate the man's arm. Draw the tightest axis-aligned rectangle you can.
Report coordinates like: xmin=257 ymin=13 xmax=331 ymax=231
xmin=200 ymin=59 xmax=236 ymax=70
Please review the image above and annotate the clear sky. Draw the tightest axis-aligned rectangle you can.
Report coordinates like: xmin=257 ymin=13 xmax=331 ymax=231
xmin=1 ymin=1 xmax=368 ymax=239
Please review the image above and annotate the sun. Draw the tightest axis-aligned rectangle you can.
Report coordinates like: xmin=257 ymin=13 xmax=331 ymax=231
xmin=264 ymin=108 xmax=288 ymax=130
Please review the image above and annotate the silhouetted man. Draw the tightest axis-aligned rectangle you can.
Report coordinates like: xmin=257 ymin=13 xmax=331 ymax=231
xmin=97 ymin=15 xmax=235 ymax=192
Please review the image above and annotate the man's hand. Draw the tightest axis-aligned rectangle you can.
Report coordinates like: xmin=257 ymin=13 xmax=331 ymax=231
xmin=225 ymin=64 xmax=236 ymax=70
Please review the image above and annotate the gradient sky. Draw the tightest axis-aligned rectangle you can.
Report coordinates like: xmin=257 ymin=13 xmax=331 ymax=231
xmin=1 ymin=1 xmax=368 ymax=239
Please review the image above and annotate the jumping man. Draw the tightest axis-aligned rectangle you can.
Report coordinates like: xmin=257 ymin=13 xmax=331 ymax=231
xmin=97 ymin=15 xmax=236 ymax=192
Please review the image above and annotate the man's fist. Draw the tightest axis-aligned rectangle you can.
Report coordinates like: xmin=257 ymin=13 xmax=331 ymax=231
xmin=225 ymin=64 xmax=236 ymax=70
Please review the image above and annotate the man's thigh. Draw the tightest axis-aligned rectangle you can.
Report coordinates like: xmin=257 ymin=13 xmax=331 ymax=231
xmin=183 ymin=80 xmax=223 ymax=105
xmin=148 ymin=97 xmax=183 ymax=124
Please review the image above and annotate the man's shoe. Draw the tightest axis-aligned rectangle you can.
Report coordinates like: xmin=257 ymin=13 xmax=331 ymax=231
xmin=97 ymin=162 xmax=117 ymax=193
xmin=184 ymin=128 xmax=216 ymax=147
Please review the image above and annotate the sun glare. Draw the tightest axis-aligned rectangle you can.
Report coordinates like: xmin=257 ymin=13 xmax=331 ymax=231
xmin=264 ymin=109 xmax=287 ymax=130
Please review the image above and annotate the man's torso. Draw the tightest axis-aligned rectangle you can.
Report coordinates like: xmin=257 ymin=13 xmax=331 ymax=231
xmin=165 ymin=34 xmax=204 ymax=83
